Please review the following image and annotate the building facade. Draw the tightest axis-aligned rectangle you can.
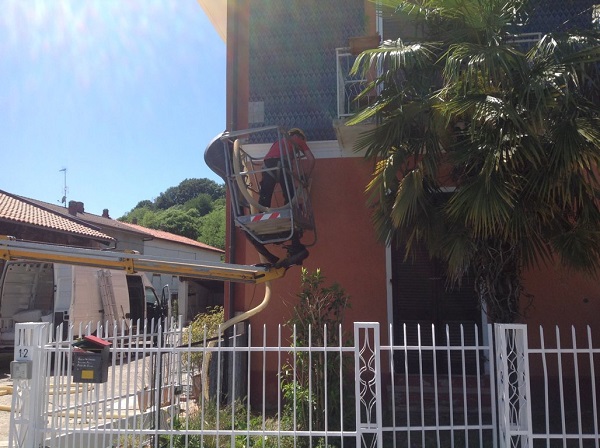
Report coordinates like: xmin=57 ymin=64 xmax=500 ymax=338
xmin=203 ymin=0 xmax=600 ymax=353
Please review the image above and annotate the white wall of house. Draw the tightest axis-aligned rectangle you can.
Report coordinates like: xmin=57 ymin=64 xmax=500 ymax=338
xmin=141 ymin=238 xmax=223 ymax=323
xmin=107 ymin=229 xmax=147 ymax=253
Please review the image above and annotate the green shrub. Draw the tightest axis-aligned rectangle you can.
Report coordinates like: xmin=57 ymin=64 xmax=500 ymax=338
xmin=280 ymin=268 xmax=352 ymax=442
xmin=181 ymin=306 xmax=224 ymax=375
xmin=171 ymin=400 xmax=296 ymax=448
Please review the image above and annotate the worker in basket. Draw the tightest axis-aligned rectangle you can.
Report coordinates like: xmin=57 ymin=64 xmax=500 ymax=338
xmin=258 ymin=127 xmax=315 ymax=266
xmin=258 ymin=128 xmax=314 ymax=207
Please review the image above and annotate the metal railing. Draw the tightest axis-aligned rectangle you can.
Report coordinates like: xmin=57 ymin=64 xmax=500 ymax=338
xmin=336 ymin=32 xmax=543 ymax=120
xmin=7 ymin=321 xmax=600 ymax=447
xmin=336 ymin=48 xmax=377 ymax=118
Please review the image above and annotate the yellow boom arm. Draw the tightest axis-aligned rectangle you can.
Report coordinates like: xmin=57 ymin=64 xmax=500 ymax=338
xmin=0 ymin=236 xmax=286 ymax=284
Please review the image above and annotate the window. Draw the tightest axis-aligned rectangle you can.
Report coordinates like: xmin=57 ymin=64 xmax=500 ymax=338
xmin=145 ymin=286 xmax=159 ymax=306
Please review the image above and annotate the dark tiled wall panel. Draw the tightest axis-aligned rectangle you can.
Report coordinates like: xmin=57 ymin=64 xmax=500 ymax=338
xmin=247 ymin=0 xmax=597 ymax=143
xmin=248 ymin=0 xmax=364 ymax=142
xmin=523 ymin=0 xmax=596 ymax=33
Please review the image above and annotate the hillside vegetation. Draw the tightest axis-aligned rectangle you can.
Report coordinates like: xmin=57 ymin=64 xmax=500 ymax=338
xmin=119 ymin=178 xmax=226 ymax=249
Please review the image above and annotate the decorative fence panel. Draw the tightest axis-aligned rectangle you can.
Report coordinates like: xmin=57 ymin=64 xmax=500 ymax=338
xmin=8 ymin=321 xmax=599 ymax=448
xmin=495 ymin=324 xmax=600 ymax=448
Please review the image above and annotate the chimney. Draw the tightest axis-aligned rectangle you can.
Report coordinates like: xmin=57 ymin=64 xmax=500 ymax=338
xmin=68 ymin=201 xmax=85 ymax=215
xmin=132 ymin=218 xmax=138 ymax=224
xmin=102 ymin=209 xmax=110 ymax=218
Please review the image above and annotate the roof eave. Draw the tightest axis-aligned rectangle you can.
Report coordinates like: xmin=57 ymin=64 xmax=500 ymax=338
xmin=197 ymin=0 xmax=226 ymax=43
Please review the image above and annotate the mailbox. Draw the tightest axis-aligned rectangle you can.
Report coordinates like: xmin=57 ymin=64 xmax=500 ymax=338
xmin=72 ymin=335 xmax=111 ymax=383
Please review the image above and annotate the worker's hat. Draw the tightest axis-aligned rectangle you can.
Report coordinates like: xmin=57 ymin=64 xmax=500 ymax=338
xmin=288 ymin=128 xmax=307 ymax=140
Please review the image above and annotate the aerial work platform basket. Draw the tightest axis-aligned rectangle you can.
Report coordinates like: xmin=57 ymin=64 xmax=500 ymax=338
xmin=204 ymin=126 xmax=316 ymax=252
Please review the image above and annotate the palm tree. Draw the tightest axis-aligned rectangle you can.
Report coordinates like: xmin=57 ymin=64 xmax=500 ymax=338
xmin=349 ymin=0 xmax=600 ymax=322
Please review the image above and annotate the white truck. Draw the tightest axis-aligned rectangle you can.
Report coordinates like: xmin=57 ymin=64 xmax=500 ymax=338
xmin=0 ymin=261 xmax=163 ymax=351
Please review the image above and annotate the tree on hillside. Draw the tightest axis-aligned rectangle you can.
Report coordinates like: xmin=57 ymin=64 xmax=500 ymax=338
xmin=351 ymin=0 xmax=600 ymax=322
xmin=155 ymin=178 xmax=225 ymax=209
xmin=183 ymin=193 xmax=214 ymax=216
xmin=133 ymin=199 xmax=155 ymax=210
xmin=150 ymin=207 xmax=203 ymax=240
xmin=124 ymin=206 xmax=156 ymax=227
xmin=198 ymin=200 xmax=226 ymax=250
xmin=119 ymin=178 xmax=226 ymax=248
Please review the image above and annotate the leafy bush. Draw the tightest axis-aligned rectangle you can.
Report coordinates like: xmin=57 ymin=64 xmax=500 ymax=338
xmin=181 ymin=306 xmax=224 ymax=376
xmin=281 ymin=268 xmax=352 ymax=441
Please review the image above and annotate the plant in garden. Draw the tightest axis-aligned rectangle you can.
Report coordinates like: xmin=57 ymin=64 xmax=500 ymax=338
xmin=180 ymin=306 xmax=224 ymax=403
xmin=171 ymin=400 xmax=296 ymax=448
xmin=181 ymin=306 xmax=224 ymax=374
xmin=280 ymin=268 xmax=352 ymax=442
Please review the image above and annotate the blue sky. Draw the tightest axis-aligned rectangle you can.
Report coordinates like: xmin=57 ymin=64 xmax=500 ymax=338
xmin=0 ymin=0 xmax=226 ymax=219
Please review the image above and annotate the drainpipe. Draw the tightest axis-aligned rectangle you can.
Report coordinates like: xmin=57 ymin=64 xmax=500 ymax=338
xmin=225 ymin=0 xmax=241 ymax=323
xmin=218 ymin=1 xmax=241 ymax=405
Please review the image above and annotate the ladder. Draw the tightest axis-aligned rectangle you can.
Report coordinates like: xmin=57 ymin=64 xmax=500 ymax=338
xmin=97 ymin=269 xmax=119 ymax=334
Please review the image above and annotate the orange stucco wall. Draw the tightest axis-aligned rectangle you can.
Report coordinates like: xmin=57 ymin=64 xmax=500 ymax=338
xmin=233 ymin=156 xmax=388 ymax=332
xmin=522 ymin=263 xmax=600 ymax=348
xmin=523 ymin=265 xmax=600 ymax=328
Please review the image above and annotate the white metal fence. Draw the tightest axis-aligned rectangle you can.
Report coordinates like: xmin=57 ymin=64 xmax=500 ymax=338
xmin=495 ymin=324 xmax=600 ymax=448
xmin=7 ymin=321 xmax=600 ymax=448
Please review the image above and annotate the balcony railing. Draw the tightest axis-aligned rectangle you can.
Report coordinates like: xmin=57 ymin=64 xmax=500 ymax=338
xmin=507 ymin=31 xmax=542 ymax=49
xmin=336 ymin=47 xmax=377 ymax=119
xmin=336 ymin=32 xmax=542 ymax=120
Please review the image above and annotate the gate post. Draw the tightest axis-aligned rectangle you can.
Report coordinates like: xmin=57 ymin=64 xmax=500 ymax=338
xmin=494 ymin=324 xmax=533 ymax=448
xmin=354 ymin=322 xmax=383 ymax=448
xmin=9 ymin=322 xmax=51 ymax=448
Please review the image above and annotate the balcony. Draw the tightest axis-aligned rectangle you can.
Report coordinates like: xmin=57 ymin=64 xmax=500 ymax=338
xmin=333 ymin=33 xmax=542 ymax=151
xmin=336 ymin=47 xmax=378 ymax=118
xmin=334 ymin=47 xmax=376 ymax=152
xmin=507 ymin=32 xmax=542 ymax=49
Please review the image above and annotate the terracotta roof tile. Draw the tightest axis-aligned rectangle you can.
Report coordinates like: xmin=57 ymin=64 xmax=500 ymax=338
xmin=5 ymin=193 xmax=222 ymax=253
xmin=22 ymin=197 xmax=152 ymax=236
xmin=0 ymin=191 xmax=114 ymax=241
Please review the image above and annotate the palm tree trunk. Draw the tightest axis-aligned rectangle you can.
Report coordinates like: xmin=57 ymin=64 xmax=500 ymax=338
xmin=473 ymin=239 xmax=522 ymax=323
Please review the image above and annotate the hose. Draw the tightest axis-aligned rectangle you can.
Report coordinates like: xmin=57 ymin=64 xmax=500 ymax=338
xmin=221 ymin=146 xmax=274 ymax=332
xmin=232 ymin=139 xmax=271 ymax=213
xmin=219 ymin=281 xmax=271 ymax=333
xmin=0 ymin=386 xmax=11 ymax=396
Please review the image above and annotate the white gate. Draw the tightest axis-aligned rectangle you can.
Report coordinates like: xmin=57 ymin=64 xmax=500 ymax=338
xmin=495 ymin=324 xmax=600 ymax=448
xmin=9 ymin=321 xmax=181 ymax=448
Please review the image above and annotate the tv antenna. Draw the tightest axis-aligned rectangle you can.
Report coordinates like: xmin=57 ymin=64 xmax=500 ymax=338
xmin=59 ymin=168 xmax=68 ymax=205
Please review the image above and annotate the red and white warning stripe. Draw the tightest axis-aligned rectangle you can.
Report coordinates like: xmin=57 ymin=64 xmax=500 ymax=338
xmin=251 ymin=212 xmax=281 ymax=222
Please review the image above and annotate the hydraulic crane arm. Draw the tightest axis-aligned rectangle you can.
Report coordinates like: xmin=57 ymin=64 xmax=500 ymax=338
xmin=0 ymin=236 xmax=286 ymax=284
